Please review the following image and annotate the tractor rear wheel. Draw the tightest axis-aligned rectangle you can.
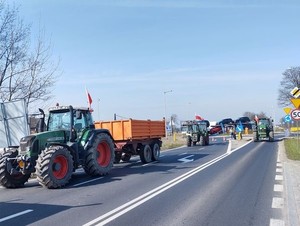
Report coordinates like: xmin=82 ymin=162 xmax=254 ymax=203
xmin=36 ymin=146 xmax=74 ymax=189
xmin=139 ymin=145 xmax=152 ymax=163
xmin=199 ymin=136 xmax=205 ymax=146
xmin=269 ymin=131 xmax=274 ymax=142
xmin=0 ymin=151 xmax=31 ymax=188
xmin=84 ymin=133 xmax=115 ymax=176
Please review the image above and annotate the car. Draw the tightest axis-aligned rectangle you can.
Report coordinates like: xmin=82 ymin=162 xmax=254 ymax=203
xmin=217 ymin=118 xmax=234 ymax=126
xmin=235 ymin=116 xmax=251 ymax=124
xmin=235 ymin=116 xmax=252 ymax=129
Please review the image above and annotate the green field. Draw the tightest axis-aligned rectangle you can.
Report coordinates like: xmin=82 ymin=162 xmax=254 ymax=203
xmin=284 ymin=138 xmax=300 ymax=160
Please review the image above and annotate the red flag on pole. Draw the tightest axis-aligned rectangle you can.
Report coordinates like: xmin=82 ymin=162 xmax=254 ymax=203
xmin=195 ymin=114 xmax=204 ymax=121
xmin=86 ymin=88 xmax=93 ymax=110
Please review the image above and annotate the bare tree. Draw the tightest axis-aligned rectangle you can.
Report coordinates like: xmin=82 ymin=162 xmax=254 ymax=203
xmin=0 ymin=2 xmax=59 ymax=107
xmin=278 ymin=67 xmax=300 ymax=107
xmin=243 ymin=111 xmax=267 ymax=120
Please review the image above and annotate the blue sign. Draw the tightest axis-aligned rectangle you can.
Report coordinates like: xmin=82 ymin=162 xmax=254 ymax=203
xmin=236 ymin=125 xmax=243 ymax=132
xmin=285 ymin=114 xmax=292 ymax=122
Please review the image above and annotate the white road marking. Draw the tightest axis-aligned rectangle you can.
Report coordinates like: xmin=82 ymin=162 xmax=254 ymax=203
xmin=0 ymin=209 xmax=33 ymax=223
xmin=275 ymin=175 xmax=283 ymax=181
xmin=73 ymin=177 xmax=104 ymax=187
xmin=83 ymin=152 xmax=230 ymax=226
xmin=276 ymin=163 xmax=282 ymax=167
xmin=276 ymin=168 xmax=283 ymax=173
xmin=178 ymin=155 xmax=194 ymax=163
xmin=270 ymin=218 xmax=285 ymax=226
xmin=274 ymin=184 xmax=284 ymax=192
xmin=272 ymin=197 xmax=284 ymax=209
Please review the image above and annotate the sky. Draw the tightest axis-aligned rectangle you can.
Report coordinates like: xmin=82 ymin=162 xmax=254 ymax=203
xmin=11 ymin=0 xmax=300 ymax=124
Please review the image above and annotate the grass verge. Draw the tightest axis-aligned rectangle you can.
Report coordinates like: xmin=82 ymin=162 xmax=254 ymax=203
xmin=284 ymin=138 xmax=300 ymax=160
xmin=161 ymin=134 xmax=186 ymax=150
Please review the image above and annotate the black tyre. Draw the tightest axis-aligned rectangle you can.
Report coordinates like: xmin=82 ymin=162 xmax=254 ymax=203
xmin=139 ymin=145 xmax=152 ymax=163
xmin=35 ymin=146 xmax=74 ymax=189
xmin=269 ymin=131 xmax=274 ymax=142
xmin=205 ymin=135 xmax=210 ymax=145
xmin=0 ymin=151 xmax=31 ymax=188
xmin=253 ymin=132 xmax=258 ymax=142
xmin=114 ymin=152 xmax=122 ymax=164
xmin=192 ymin=141 xmax=197 ymax=146
xmin=187 ymin=136 xmax=192 ymax=147
xmin=84 ymin=133 xmax=115 ymax=176
xmin=151 ymin=143 xmax=160 ymax=161
xmin=199 ymin=136 xmax=205 ymax=146
xmin=121 ymin=153 xmax=132 ymax=162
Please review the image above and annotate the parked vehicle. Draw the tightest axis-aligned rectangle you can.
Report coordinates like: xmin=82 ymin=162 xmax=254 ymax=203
xmin=183 ymin=121 xmax=209 ymax=147
xmin=253 ymin=117 xmax=274 ymax=142
xmin=209 ymin=125 xmax=222 ymax=135
xmin=217 ymin=118 xmax=234 ymax=126
xmin=94 ymin=119 xmax=165 ymax=163
xmin=235 ymin=116 xmax=252 ymax=130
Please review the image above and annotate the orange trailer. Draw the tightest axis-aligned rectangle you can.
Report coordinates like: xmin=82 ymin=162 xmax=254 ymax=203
xmin=94 ymin=119 xmax=165 ymax=163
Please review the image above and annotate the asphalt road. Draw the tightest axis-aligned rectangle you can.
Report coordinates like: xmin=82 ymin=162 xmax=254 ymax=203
xmin=0 ymin=136 xmax=283 ymax=226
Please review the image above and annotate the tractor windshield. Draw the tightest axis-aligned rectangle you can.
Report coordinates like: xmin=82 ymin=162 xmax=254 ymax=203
xmin=48 ymin=111 xmax=71 ymax=131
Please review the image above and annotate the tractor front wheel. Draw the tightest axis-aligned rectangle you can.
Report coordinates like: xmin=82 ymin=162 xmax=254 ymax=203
xmin=36 ymin=146 xmax=74 ymax=189
xmin=84 ymin=133 xmax=115 ymax=176
xmin=0 ymin=151 xmax=31 ymax=188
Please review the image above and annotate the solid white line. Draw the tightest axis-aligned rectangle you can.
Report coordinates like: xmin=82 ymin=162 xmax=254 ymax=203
xmin=83 ymin=139 xmax=253 ymax=226
xmin=0 ymin=209 xmax=33 ymax=223
xmin=83 ymin=153 xmax=229 ymax=226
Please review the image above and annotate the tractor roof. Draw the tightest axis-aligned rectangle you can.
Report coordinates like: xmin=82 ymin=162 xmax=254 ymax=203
xmin=48 ymin=105 xmax=90 ymax=113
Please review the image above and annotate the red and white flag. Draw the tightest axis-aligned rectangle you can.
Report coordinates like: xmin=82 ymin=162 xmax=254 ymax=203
xmin=86 ymin=88 xmax=93 ymax=110
xmin=254 ymin=115 xmax=259 ymax=122
xmin=195 ymin=114 xmax=204 ymax=121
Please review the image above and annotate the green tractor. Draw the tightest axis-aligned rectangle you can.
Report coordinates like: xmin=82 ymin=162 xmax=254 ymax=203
xmin=253 ymin=117 xmax=274 ymax=142
xmin=184 ymin=121 xmax=209 ymax=147
xmin=0 ymin=105 xmax=115 ymax=189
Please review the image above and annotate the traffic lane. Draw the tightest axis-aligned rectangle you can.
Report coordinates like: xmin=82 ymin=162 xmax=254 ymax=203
xmin=0 ymin=139 xmax=232 ymax=225
xmin=103 ymin=141 xmax=279 ymax=226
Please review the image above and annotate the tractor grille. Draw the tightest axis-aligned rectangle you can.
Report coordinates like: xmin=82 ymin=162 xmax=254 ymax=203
xmin=19 ymin=135 xmax=36 ymax=154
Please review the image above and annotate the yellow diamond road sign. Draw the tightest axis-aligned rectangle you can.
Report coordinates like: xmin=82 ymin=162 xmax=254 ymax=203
xmin=291 ymin=87 xmax=300 ymax=98
xmin=290 ymin=98 xmax=300 ymax=109
xmin=283 ymin=107 xmax=292 ymax=115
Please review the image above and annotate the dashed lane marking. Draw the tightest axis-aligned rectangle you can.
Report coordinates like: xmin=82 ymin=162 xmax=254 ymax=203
xmin=274 ymin=184 xmax=284 ymax=192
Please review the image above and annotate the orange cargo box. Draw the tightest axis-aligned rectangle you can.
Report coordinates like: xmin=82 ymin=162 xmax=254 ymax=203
xmin=94 ymin=119 xmax=165 ymax=141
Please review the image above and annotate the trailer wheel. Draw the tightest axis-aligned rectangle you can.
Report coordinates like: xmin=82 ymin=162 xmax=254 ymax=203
xmin=84 ymin=133 xmax=115 ymax=176
xmin=0 ymin=151 xmax=31 ymax=188
xmin=36 ymin=146 xmax=74 ymax=189
xmin=151 ymin=143 xmax=160 ymax=161
xmin=121 ymin=153 xmax=132 ymax=162
xmin=140 ymin=145 xmax=152 ymax=163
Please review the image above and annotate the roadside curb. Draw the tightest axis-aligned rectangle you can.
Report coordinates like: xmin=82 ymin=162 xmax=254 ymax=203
xmin=279 ymin=139 xmax=300 ymax=226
